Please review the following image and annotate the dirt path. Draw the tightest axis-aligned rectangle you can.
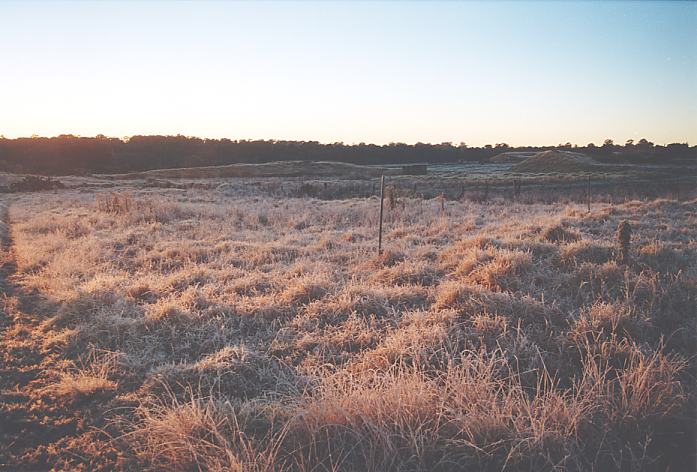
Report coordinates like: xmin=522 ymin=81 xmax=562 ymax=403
xmin=0 ymin=203 xmax=122 ymax=471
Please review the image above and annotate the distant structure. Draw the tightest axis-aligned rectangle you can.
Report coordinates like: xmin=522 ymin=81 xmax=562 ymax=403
xmin=402 ymin=164 xmax=428 ymax=175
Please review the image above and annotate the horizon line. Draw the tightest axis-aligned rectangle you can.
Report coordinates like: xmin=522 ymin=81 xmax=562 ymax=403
xmin=1 ymin=134 xmax=692 ymax=148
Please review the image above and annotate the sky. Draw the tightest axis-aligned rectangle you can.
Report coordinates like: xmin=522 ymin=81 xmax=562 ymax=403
xmin=1 ymin=1 xmax=696 ymax=146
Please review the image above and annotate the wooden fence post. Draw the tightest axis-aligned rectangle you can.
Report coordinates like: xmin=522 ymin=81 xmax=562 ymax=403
xmin=378 ymin=175 xmax=385 ymax=255
xmin=587 ymin=175 xmax=591 ymax=212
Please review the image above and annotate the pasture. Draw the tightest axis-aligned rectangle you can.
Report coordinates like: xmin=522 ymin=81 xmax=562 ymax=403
xmin=0 ymin=165 xmax=696 ymax=471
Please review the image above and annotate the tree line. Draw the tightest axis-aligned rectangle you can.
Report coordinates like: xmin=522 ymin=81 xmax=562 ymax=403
xmin=0 ymin=135 xmax=693 ymax=175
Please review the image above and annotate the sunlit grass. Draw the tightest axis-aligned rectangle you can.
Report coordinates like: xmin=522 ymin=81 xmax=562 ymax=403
xmin=6 ymin=186 xmax=696 ymax=470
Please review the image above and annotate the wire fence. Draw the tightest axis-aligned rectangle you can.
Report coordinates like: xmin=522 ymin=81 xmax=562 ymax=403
xmin=256 ymin=175 xmax=696 ymax=205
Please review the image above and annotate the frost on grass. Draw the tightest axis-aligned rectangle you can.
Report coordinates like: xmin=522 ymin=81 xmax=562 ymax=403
xmin=7 ymin=189 xmax=697 ymax=471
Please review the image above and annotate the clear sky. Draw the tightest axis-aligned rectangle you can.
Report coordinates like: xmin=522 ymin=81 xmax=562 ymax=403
xmin=1 ymin=1 xmax=695 ymax=146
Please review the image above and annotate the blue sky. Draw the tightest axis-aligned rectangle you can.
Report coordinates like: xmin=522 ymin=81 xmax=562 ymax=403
xmin=1 ymin=1 xmax=695 ymax=145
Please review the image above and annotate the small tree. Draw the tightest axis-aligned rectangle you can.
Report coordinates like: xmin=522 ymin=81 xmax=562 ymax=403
xmin=616 ymin=221 xmax=632 ymax=263
xmin=387 ymin=186 xmax=396 ymax=210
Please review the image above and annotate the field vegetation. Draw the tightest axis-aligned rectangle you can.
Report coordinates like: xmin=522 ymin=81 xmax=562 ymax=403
xmin=108 ymin=161 xmax=393 ymax=180
xmin=0 ymin=183 xmax=695 ymax=471
xmin=1 ymin=134 xmax=693 ymax=176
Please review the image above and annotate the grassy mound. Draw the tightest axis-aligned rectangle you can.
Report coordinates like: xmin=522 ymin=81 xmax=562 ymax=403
xmin=108 ymin=161 xmax=394 ymax=180
xmin=487 ymin=151 xmax=536 ymax=164
xmin=512 ymin=150 xmax=599 ymax=173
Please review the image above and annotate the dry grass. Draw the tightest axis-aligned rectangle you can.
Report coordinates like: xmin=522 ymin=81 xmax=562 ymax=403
xmin=109 ymin=160 xmax=392 ymax=180
xmin=46 ymin=349 xmax=120 ymax=405
xmin=3 ymin=186 xmax=696 ymax=471
xmin=512 ymin=150 xmax=600 ymax=173
xmin=541 ymin=223 xmax=581 ymax=243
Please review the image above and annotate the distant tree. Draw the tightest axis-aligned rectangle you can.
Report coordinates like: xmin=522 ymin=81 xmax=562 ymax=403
xmin=625 ymin=139 xmax=634 ymax=147
xmin=636 ymin=138 xmax=654 ymax=150
xmin=0 ymin=134 xmax=691 ymax=175
xmin=603 ymin=139 xmax=614 ymax=147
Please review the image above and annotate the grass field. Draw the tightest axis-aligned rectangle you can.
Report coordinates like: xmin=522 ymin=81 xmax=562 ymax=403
xmin=0 ymin=180 xmax=696 ymax=471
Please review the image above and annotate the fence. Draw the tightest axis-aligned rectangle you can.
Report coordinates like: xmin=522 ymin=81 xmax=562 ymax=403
xmin=252 ymin=175 xmax=696 ymax=205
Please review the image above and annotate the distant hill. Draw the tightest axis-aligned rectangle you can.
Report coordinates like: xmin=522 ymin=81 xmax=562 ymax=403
xmin=107 ymin=160 xmax=396 ymax=180
xmin=488 ymin=152 xmax=536 ymax=164
xmin=0 ymin=135 xmax=694 ymax=176
xmin=512 ymin=150 xmax=599 ymax=173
